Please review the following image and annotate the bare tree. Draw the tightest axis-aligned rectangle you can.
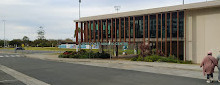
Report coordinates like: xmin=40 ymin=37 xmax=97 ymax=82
xmin=37 ymin=26 xmax=45 ymax=40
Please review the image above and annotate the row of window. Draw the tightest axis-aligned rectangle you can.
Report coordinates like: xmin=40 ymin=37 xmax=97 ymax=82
xmin=83 ymin=11 xmax=184 ymax=41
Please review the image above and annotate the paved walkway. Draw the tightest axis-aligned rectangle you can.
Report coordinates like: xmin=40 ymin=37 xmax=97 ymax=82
xmin=24 ymin=54 xmax=220 ymax=80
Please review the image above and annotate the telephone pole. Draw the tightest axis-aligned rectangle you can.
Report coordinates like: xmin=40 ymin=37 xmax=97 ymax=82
xmin=2 ymin=20 xmax=6 ymax=48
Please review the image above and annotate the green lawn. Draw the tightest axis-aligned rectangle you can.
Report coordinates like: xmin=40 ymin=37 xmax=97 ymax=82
xmin=0 ymin=47 xmax=139 ymax=55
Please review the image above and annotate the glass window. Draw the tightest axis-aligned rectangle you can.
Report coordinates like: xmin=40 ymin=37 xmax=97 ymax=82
xmin=172 ymin=12 xmax=177 ymax=38
xmin=179 ymin=11 xmax=184 ymax=38
xmin=158 ymin=14 xmax=161 ymax=38
xmin=103 ymin=21 xmax=106 ymax=39
xmin=145 ymin=16 xmax=148 ymax=38
xmin=135 ymin=16 xmax=143 ymax=38
xmin=108 ymin=20 xmax=111 ymax=38
xmin=125 ymin=18 xmax=129 ymax=38
xmin=121 ymin=18 xmax=124 ymax=39
xmin=150 ymin=15 xmax=156 ymax=38
xmin=95 ymin=21 xmax=98 ymax=39
xmin=130 ymin=17 xmax=133 ymax=38
xmin=91 ymin=22 xmax=93 ymax=40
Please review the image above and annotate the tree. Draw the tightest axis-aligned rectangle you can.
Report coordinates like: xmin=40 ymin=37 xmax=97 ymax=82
xmin=74 ymin=27 xmax=83 ymax=38
xmin=9 ymin=39 xmax=22 ymax=47
xmin=22 ymin=36 xmax=30 ymax=46
xmin=36 ymin=26 xmax=46 ymax=47
xmin=0 ymin=40 xmax=4 ymax=47
xmin=37 ymin=26 xmax=45 ymax=40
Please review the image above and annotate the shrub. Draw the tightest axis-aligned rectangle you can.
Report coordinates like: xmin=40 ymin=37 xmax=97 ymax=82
xmin=137 ymin=56 xmax=144 ymax=61
xmin=131 ymin=57 xmax=138 ymax=61
xmin=131 ymin=54 xmax=193 ymax=64
xmin=58 ymin=50 xmax=110 ymax=59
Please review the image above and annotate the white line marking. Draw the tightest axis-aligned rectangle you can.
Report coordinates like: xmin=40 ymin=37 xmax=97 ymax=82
xmin=0 ymin=64 xmax=50 ymax=85
xmin=0 ymin=56 xmax=4 ymax=57
xmin=0 ymin=80 xmax=18 ymax=83
xmin=10 ymin=55 xmax=15 ymax=57
xmin=4 ymin=55 xmax=9 ymax=57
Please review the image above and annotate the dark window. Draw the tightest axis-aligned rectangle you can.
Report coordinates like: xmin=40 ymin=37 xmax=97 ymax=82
xmin=103 ymin=21 xmax=106 ymax=39
xmin=130 ymin=17 xmax=133 ymax=38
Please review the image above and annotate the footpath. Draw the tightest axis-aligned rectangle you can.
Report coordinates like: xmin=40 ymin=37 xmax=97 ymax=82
xmin=24 ymin=54 xmax=219 ymax=80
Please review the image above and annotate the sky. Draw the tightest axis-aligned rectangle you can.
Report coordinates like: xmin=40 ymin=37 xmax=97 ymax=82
xmin=0 ymin=0 xmax=209 ymax=41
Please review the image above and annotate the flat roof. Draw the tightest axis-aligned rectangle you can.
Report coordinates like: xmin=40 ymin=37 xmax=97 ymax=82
xmin=74 ymin=1 xmax=220 ymax=22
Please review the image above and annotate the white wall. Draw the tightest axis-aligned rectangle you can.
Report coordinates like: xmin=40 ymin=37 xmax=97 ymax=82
xmin=186 ymin=7 xmax=220 ymax=63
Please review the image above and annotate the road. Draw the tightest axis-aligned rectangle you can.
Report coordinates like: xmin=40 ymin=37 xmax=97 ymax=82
xmin=0 ymin=49 xmax=63 ymax=54
xmin=0 ymin=53 xmax=216 ymax=85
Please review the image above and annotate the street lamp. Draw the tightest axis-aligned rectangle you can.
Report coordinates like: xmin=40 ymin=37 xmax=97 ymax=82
xmin=2 ymin=20 xmax=6 ymax=48
xmin=79 ymin=0 xmax=81 ymax=18
xmin=114 ymin=6 xmax=121 ymax=13
xmin=78 ymin=0 xmax=81 ymax=51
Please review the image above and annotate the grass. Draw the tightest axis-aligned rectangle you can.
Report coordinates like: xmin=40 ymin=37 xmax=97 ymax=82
xmin=0 ymin=47 xmax=139 ymax=55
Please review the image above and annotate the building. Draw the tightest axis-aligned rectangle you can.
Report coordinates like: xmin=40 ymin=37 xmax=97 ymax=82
xmin=74 ymin=1 xmax=220 ymax=63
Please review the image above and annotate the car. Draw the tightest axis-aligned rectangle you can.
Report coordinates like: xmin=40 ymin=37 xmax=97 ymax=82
xmin=15 ymin=47 xmax=25 ymax=50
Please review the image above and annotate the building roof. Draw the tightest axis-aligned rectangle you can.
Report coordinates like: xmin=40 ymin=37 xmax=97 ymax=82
xmin=74 ymin=1 xmax=220 ymax=22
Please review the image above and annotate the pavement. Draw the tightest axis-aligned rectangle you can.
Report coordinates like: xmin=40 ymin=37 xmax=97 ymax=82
xmin=24 ymin=53 xmax=219 ymax=80
xmin=0 ymin=70 xmax=25 ymax=85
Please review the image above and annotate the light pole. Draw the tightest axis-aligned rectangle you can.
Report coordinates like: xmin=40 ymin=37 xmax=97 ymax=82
xmin=114 ymin=6 xmax=121 ymax=13
xmin=78 ymin=0 xmax=81 ymax=51
xmin=2 ymin=20 xmax=6 ymax=48
xmin=79 ymin=0 xmax=81 ymax=18
xmin=183 ymin=0 xmax=184 ymax=5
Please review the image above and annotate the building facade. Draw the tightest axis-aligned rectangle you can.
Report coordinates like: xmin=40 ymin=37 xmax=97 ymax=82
xmin=74 ymin=1 xmax=220 ymax=63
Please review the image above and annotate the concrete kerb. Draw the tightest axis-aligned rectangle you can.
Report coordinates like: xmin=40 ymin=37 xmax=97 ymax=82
xmin=24 ymin=54 xmax=207 ymax=72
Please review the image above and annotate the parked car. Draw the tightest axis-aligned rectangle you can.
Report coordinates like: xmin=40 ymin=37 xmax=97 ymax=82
xmin=15 ymin=47 xmax=25 ymax=50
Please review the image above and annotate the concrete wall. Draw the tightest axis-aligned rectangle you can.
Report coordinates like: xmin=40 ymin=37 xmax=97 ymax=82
xmin=186 ymin=7 xmax=220 ymax=63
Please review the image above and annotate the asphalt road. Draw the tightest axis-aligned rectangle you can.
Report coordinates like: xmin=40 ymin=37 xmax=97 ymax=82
xmin=0 ymin=49 xmax=62 ymax=54
xmin=0 ymin=70 xmax=25 ymax=85
xmin=0 ymin=54 xmax=216 ymax=85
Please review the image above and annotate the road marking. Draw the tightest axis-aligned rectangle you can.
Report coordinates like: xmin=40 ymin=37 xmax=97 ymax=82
xmin=0 ymin=56 xmax=3 ymax=57
xmin=0 ymin=64 xmax=50 ymax=85
xmin=15 ymin=55 xmax=21 ymax=57
xmin=10 ymin=55 xmax=15 ymax=57
xmin=0 ymin=80 xmax=17 ymax=82
xmin=4 ymin=55 xmax=9 ymax=57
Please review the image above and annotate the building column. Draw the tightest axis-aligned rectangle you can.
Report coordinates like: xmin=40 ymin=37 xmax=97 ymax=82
xmin=156 ymin=14 xmax=159 ymax=54
xmin=93 ymin=21 xmax=96 ymax=42
xmin=76 ymin=22 xmax=78 ymax=44
xmin=143 ymin=15 xmax=145 ymax=43
xmin=170 ymin=12 xmax=173 ymax=55
xmin=177 ymin=11 xmax=180 ymax=59
xmin=165 ymin=13 xmax=167 ymax=56
xmin=84 ymin=22 xmax=87 ymax=42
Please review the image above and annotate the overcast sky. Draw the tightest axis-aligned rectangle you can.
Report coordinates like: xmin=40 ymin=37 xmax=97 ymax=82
xmin=0 ymin=0 xmax=208 ymax=41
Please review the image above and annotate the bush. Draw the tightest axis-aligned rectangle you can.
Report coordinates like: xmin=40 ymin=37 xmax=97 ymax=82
xmin=136 ymin=56 xmax=144 ymax=61
xmin=131 ymin=57 xmax=138 ymax=61
xmin=131 ymin=54 xmax=193 ymax=64
xmin=58 ymin=50 xmax=110 ymax=59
